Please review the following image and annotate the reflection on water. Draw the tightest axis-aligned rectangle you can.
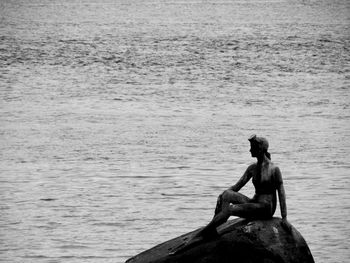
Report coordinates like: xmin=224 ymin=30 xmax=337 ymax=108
xmin=0 ymin=0 xmax=349 ymax=262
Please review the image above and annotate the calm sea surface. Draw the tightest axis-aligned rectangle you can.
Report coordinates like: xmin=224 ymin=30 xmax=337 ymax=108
xmin=1 ymin=0 xmax=349 ymax=262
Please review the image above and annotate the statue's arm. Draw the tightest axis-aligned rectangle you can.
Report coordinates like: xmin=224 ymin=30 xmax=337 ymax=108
xmin=276 ymin=167 xmax=287 ymax=219
xmin=214 ymin=165 xmax=253 ymax=216
xmin=229 ymin=164 xmax=254 ymax=192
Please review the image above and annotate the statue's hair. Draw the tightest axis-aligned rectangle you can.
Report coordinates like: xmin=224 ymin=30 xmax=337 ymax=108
xmin=265 ymin=151 xmax=271 ymax=160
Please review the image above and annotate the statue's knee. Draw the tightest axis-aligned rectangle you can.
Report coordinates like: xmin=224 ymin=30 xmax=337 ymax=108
xmin=222 ymin=189 xmax=233 ymax=201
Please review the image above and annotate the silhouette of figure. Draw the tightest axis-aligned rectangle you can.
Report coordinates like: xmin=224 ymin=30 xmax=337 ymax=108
xmin=171 ymin=135 xmax=288 ymax=254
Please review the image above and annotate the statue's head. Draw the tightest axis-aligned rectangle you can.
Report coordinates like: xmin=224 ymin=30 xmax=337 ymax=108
xmin=248 ymin=134 xmax=270 ymax=159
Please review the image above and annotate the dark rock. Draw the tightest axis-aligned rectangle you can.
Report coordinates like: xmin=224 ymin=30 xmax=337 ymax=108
xmin=126 ymin=217 xmax=314 ymax=263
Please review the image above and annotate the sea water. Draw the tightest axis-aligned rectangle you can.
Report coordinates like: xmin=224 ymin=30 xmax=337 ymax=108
xmin=0 ymin=0 xmax=349 ymax=262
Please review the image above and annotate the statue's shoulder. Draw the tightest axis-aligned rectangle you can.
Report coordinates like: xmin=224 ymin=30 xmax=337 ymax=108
xmin=270 ymin=163 xmax=283 ymax=183
xmin=271 ymin=163 xmax=281 ymax=173
xmin=246 ymin=163 xmax=257 ymax=173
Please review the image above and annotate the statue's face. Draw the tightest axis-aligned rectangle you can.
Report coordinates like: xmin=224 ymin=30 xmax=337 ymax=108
xmin=250 ymin=142 xmax=262 ymax=157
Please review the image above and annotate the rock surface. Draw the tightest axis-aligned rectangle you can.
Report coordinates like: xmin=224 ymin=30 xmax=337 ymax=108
xmin=126 ymin=217 xmax=314 ymax=263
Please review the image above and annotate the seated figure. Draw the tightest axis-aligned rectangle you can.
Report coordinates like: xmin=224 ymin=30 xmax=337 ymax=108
xmin=171 ymin=135 xmax=288 ymax=254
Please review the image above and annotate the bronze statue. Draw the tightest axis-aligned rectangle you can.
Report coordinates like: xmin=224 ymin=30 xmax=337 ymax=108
xmin=171 ymin=135 xmax=288 ymax=254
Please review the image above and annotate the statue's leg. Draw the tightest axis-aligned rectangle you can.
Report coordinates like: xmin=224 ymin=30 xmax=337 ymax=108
xmin=201 ymin=190 xmax=251 ymax=237
xmin=228 ymin=202 xmax=272 ymax=219
xmin=169 ymin=191 xmax=251 ymax=255
xmin=223 ymin=190 xmax=251 ymax=205
xmin=169 ymin=211 xmax=229 ymax=255
xmin=215 ymin=190 xmax=251 ymax=216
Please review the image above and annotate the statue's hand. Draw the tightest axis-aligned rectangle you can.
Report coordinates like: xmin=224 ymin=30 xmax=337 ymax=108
xmin=280 ymin=218 xmax=292 ymax=234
